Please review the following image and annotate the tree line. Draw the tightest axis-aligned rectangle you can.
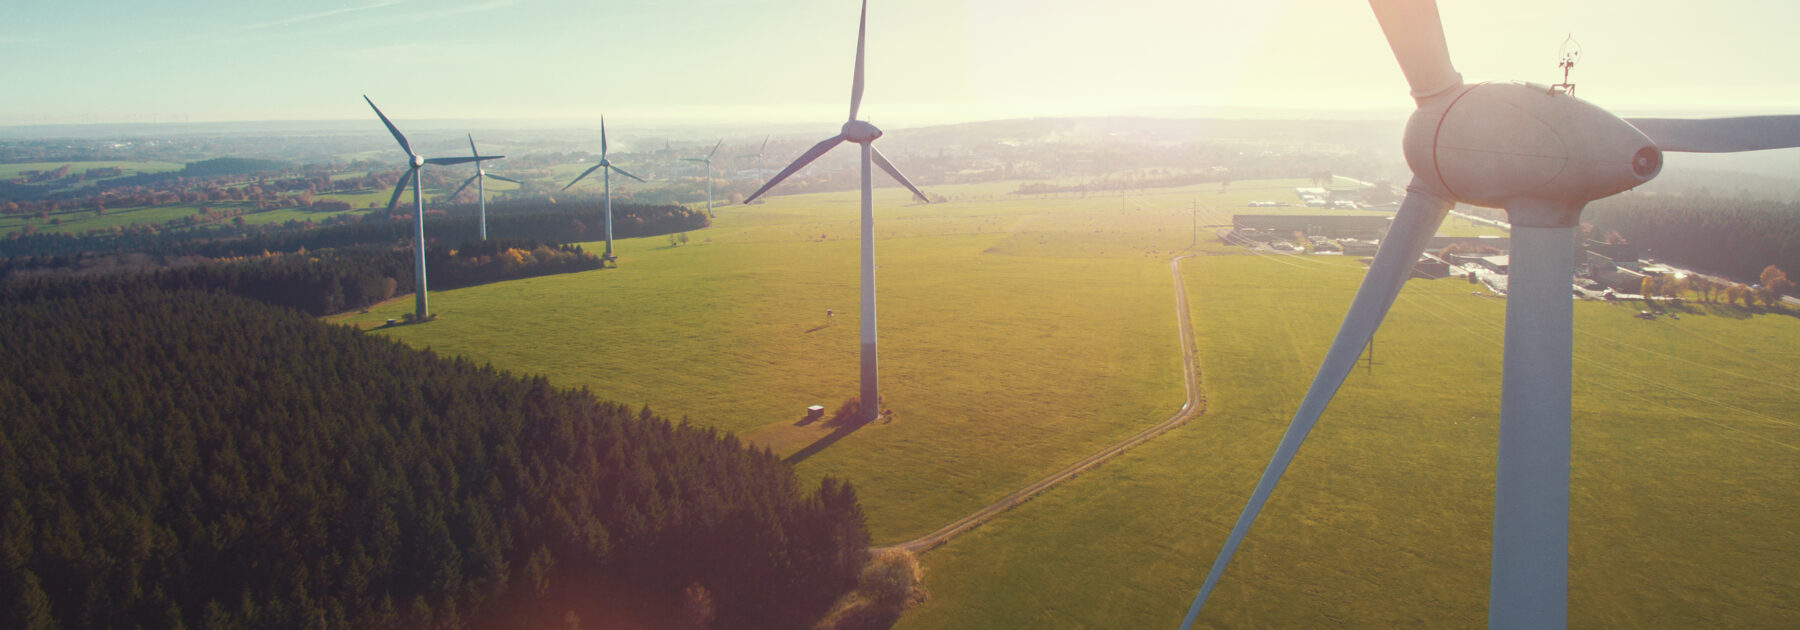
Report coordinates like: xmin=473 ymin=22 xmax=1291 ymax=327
xmin=3 ymin=238 xmax=603 ymax=316
xmin=0 ymin=284 xmax=869 ymax=629
xmin=1585 ymin=193 xmax=1800 ymax=289
xmin=0 ymin=201 xmax=709 ymax=259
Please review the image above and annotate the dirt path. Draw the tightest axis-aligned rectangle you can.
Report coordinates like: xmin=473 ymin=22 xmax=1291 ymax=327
xmin=884 ymin=255 xmax=1205 ymax=554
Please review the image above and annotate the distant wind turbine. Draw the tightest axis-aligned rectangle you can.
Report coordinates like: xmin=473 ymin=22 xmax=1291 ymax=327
xmin=1183 ymin=1 xmax=1800 ymax=628
xmin=365 ymin=95 xmax=491 ymax=321
xmin=743 ymin=0 xmax=929 ymax=422
xmin=443 ymin=134 xmax=522 ymax=240
xmin=682 ymin=139 xmax=723 ymax=217
xmin=738 ymin=134 xmax=771 ymax=171
xmin=562 ymin=117 xmax=646 ymax=264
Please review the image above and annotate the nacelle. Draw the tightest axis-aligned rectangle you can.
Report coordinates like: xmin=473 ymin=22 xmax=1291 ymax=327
xmin=843 ymin=119 xmax=883 ymax=143
xmin=1403 ymin=82 xmax=1660 ymax=226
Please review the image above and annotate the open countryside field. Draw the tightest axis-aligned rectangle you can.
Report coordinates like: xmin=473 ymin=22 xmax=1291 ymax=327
xmin=330 ymin=177 xmax=1783 ymax=626
xmin=901 ymin=252 xmax=1800 ymax=628
xmin=334 ymin=179 xmax=1340 ymax=541
xmin=0 ymin=160 xmax=183 ymax=182
xmin=0 ymin=179 xmax=523 ymax=237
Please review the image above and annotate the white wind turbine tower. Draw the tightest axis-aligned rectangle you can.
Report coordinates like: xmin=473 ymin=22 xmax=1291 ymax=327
xmin=682 ymin=139 xmax=723 ymax=217
xmin=562 ymin=117 xmax=646 ymax=264
xmin=1184 ymin=1 xmax=1800 ymax=628
xmin=444 ymin=134 xmax=523 ymax=240
xmin=365 ymin=95 xmax=492 ymax=322
xmin=744 ymin=0 xmax=929 ymax=422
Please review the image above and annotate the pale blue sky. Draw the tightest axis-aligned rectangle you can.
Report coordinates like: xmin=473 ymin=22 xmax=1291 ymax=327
xmin=3 ymin=0 xmax=1799 ymax=126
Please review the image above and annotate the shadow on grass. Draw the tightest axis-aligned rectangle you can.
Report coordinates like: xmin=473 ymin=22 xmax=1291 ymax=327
xmin=805 ymin=323 xmax=833 ymax=334
xmin=785 ymin=399 xmax=868 ymax=465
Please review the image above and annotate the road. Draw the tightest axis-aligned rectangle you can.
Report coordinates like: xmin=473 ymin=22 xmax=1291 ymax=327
xmin=884 ymin=255 xmax=1205 ymax=554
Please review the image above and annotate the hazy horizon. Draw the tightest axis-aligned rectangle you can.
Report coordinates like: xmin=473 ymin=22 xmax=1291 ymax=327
xmin=6 ymin=0 xmax=1800 ymax=127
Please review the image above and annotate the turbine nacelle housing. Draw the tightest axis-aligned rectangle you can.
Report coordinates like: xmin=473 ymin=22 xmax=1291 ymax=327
xmin=1403 ymin=81 xmax=1661 ymax=227
xmin=843 ymin=119 xmax=883 ymax=143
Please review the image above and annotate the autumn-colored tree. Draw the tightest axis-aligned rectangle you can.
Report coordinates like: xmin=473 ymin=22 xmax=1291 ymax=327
xmin=1759 ymin=265 xmax=1794 ymax=307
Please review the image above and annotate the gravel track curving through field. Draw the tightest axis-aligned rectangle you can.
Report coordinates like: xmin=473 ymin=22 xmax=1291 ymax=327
xmin=884 ymin=254 xmax=1205 ymax=554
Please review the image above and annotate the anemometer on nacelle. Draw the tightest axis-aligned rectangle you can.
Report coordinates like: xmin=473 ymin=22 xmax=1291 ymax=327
xmin=1550 ymin=34 xmax=1581 ymax=95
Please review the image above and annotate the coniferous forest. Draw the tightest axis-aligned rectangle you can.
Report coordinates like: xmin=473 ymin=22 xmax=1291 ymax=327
xmin=4 ymin=239 xmax=604 ymax=316
xmin=1586 ymin=194 xmax=1800 ymax=284
xmin=0 ymin=285 xmax=869 ymax=629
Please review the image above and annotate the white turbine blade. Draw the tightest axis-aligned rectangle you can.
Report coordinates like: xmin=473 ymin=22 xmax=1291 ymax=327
xmin=364 ymin=95 xmax=414 ymax=157
xmin=681 ymin=158 xmax=707 ymax=163
xmin=760 ymin=134 xmax=770 ymax=155
xmin=384 ymin=170 xmax=415 ymax=214
xmin=1368 ymin=0 xmax=1463 ymax=101
xmin=446 ymin=174 xmax=478 ymax=202
xmin=1489 ymin=219 xmax=1576 ymax=629
xmin=1181 ymin=183 xmax=1450 ymax=628
xmin=1626 ymin=115 xmax=1800 ymax=153
xmin=467 ymin=133 xmax=479 ymax=157
xmin=563 ymin=163 xmax=605 ymax=191
xmin=744 ymin=134 xmax=848 ymax=203
xmin=486 ymin=174 xmax=523 ymax=185
xmin=608 ymin=164 xmax=647 ymax=183
xmin=425 ymin=156 xmax=486 ymax=166
xmin=601 ymin=116 xmax=608 ymax=156
xmin=849 ymin=0 xmax=868 ymax=120
xmin=708 ymin=138 xmax=723 ymax=160
xmin=870 ymin=145 xmax=928 ymax=203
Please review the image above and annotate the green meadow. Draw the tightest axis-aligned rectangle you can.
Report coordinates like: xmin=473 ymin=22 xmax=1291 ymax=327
xmin=330 ymin=177 xmax=1793 ymax=626
xmin=0 ymin=160 xmax=183 ymax=183
xmin=901 ymin=253 xmax=1800 ymax=628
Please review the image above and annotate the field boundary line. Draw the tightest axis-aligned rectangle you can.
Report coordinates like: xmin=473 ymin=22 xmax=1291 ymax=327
xmin=883 ymin=254 xmax=1206 ymax=554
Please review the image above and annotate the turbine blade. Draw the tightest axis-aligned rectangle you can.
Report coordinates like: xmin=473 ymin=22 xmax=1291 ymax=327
xmin=365 ymin=95 xmax=413 ymax=156
xmin=468 ymin=133 xmax=478 ymax=157
xmin=1368 ymin=0 xmax=1463 ymax=101
xmin=425 ymin=156 xmax=486 ymax=166
xmin=760 ymin=134 xmax=770 ymax=154
xmin=681 ymin=158 xmax=707 ymax=163
xmin=708 ymin=138 xmax=723 ymax=160
xmin=744 ymin=134 xmax=847 ymax=203
xmin=608 ymin=165 xmax=646 ymax=183
xmin=601 ymin=116 xmax=608 ymax=156
xmin=870 ymin=145 xmax=928 ymax=203
xmin=486 ymin=174 xmax=523 ymax=185
xmin=563 ymin=163 xmax=605 ymax=191
xmin=446 ymin=174 xmax=478 ymax=202
xmin=1181 ymin=183 xmax=1451 ymax=628
xmin=1626 ymin=115 xmax=1800 ymax=153
xmin=385 ymin=170 xmax=415 ymax=214
xmin=849 ymin=0 xmax=868 ymax=120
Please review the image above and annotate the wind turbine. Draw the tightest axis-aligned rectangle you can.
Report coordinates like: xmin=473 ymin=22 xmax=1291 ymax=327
xmin=444 ymin=134 xmax=522 ymax=240
xmin=1183 ymin=2 xmax=1800 ymax=628
xmin=739 ymin=134 xmax=771 ymax=171
xmin=743 ymin=0 xmax=929 ymax=422
xmin=365 ymin=95 xmax=491 ymax=322
xmin=682 ymin=139 xmax=723 ymax=217
xmin=562 ymin=117 xmax=646 ymax=264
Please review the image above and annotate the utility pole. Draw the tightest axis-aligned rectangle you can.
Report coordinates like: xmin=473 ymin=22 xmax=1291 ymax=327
xmin=1190 ymin=199 xmax=1198 ymax=249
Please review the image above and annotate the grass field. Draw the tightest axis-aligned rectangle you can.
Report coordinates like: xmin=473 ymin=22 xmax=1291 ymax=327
xmin=332 ymin=179 xmax=1260 ymax=541
xmin=326 ymin=177 xmax=1796 ymax=626
xmin=899 ymin=252 xmax=1799 ymax=628
xmin=0 ymin=160 xmax=183 ymax=182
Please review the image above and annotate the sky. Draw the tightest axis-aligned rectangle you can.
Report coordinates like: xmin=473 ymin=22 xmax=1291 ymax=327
xmin=4 ymin=0 xmax=1800 ymax=127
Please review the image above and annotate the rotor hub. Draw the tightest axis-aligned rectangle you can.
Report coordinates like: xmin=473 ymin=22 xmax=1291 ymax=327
xmin=411 ymin=155 xmax=425 ymax=168
xmin=843 ymin=119 xmax=883 ymax=143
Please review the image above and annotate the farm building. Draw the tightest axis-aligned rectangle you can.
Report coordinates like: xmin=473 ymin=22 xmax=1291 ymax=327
xmin=1232 ymin=214 xmax=1392 ymax=239
xmin=1427 ymin=235 xmax=1511 ymax=251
